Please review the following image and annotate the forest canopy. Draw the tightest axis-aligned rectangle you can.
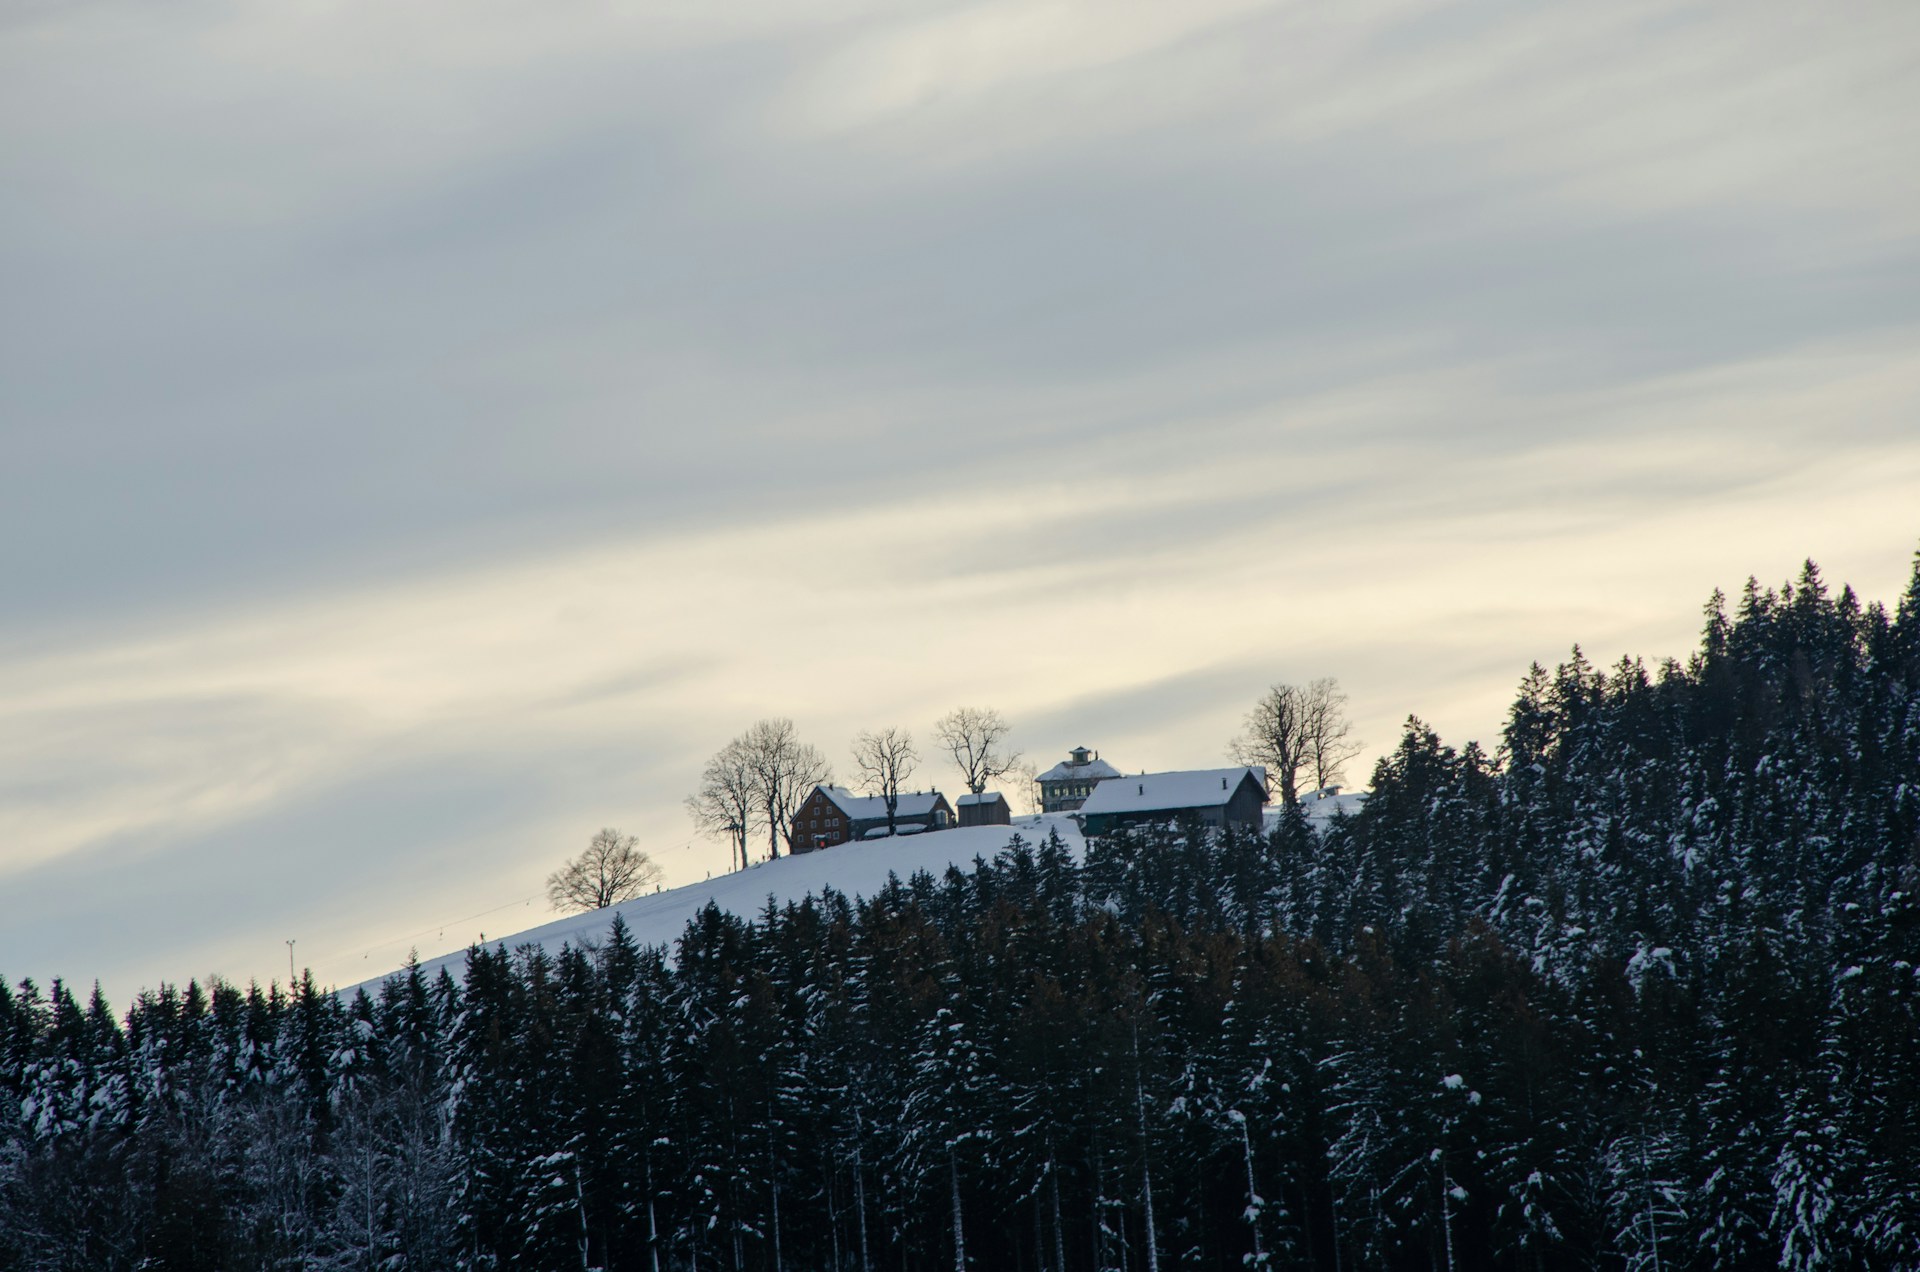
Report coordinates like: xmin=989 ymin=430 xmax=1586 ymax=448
xmin=3 ymin=555 xmax=1918 ymax=1270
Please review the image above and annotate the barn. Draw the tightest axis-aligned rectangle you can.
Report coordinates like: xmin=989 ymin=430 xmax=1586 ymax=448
xmin=1076 ymin=767 xmax=1268 ymax=837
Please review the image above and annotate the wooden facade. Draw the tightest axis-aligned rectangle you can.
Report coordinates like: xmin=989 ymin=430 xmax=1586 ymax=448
xmin=790 ymin=785 xmax=857 ymax=853
xmin=957 ymin=791 xmax=1012 ymax=828
xmin=790 ymin=785 xmax=957 ymax=853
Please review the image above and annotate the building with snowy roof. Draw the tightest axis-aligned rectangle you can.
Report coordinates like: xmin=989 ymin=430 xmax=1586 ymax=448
xmin=789 ymin=784 xmax=956 ymax=853
xmin=956 ymin=790 xmax=1011 ymax=828
xmin=1037 ymin=746 xmax=1122 ymax=813
xmin=1076 ymin=766 xmax=1269 ymax=837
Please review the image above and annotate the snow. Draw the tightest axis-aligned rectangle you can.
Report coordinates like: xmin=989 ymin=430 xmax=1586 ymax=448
xmin=1263 ymin=788 xmax=1369 ymax=829
xmin=1036 ymin=756 xmax=1122 ymax=782
xmin=956 ymin=791 xmax=1007 ymax=807
xmin=1078 ymin=766 xmax=1268 ymax=817
xmin=817 ymin=784 xmax=948 ymax=820
xmin=348 ymin=815 xmax=1085 ymax=997
xmin=1624 ymin=943 xmax=1676 ymax=991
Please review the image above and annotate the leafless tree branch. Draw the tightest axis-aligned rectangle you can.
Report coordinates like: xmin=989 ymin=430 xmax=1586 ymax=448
xmin=852 ymin=726 xmax=918 ymax=836
xmin=686 ymin=737 xmax=759 ymax=872
xmin=738 ymin=718 xmax=832 ymax=860
xmin=546 ymin=828 xmax=663 ymax=912
xmin=1231 ymin=677 xmax=1361 ymax=805
xmin=933 ymin=706 xmax=1023 ymax=796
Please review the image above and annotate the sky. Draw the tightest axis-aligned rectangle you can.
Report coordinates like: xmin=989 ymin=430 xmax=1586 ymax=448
xmin=3 ymin=0 xmax=1918 ymax=1005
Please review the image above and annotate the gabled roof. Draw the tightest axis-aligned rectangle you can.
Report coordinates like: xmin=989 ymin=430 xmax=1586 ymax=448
xmin=1037 ymin=757 xmax=1122 ymax=782
xmin=1077 ymin=766 xmax=1268 ymax=818
xmin=957 ymin=791 xmax=1008 ymax=806
xmin=816 ymin=785 xmax=949 ymax=821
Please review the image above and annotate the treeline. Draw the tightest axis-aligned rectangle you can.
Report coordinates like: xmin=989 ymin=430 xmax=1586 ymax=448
xmin=3 ymin=557 xmax=1919 ymax=1271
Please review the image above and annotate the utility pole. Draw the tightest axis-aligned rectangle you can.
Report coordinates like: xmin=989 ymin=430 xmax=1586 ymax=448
xmin=286 ymin=939 xmax=296 ymax=986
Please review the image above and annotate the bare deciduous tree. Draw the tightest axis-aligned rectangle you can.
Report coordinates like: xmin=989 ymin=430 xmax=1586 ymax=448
xmin=1231 ymin=677 xmax=1361 ymax=805
xmin=686 ymin=737 xmax=760 ymax=872
xmin=1232 ymin=686 xmax=1308 ymax=807
xmin=739 ymin=717 xmax=833 ymax=860
xmin=852 ymin=726 xmax=918 ymax=837
xmin=547 ymin=828 xmax=663 ymax=912
xmin=1300 ymin=677 xmax=1362 ymax=794
xmin=933 ymin=707 xmax=1023 ymax=796
xmin=1003 ymin=756 xmax=1040 ymax=815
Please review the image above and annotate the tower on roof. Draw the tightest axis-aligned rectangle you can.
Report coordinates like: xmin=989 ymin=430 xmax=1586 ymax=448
xmin=1037 ymin=746 xmax=1122 ymax=814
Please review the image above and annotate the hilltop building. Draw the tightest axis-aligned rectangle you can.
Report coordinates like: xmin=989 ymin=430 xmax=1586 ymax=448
xmin=957 ymin=791 xmax=1012 ymax=828
xmin=1077 ymin=766 xmax=1269 ymax=836
xmin=790 ymin=785 xmax=955 ymax=853
xmin=1037 ymin=746 xmax=1122 ymax=813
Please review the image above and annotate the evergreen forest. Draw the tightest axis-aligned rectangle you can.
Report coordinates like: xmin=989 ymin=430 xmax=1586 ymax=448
xmin=3 ymin=556 xmax=1919 ymax=1271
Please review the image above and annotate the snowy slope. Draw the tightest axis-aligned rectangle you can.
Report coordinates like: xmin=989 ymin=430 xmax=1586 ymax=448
xmin=1288 ymin=789 xmax=1368 ymax=824
xmin=350 ymin=815 xmax=1086 ymax=996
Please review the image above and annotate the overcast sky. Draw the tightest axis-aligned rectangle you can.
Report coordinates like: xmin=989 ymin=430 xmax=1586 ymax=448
xmin=4 ymin=0 xmax=1918 ymax=1004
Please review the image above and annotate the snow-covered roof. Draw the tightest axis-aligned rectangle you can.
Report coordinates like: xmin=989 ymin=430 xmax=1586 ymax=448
xmin=1037 ymin=757 xmax=1122 ymax=782
xmin=818 ymin=784 xmax=948 ymax=821
xmin=861 ymin=821 xmax=929 ymax=839
xmin=1265 ymin=789 xmax=1368 ymax=827
xmin=957 ymin=791 xmax=1007 ymax=806
xmin=1077 ymin=766 xmax=1268 ymax=817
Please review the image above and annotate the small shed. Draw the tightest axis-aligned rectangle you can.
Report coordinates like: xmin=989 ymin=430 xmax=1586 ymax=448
xmin=957 ymin=791 xmax=1012 ymax=828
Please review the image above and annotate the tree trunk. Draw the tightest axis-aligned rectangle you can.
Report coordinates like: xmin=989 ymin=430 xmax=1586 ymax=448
xmin=950 ymin=1147 xmax=967 ymax=1272
xmin=770 ymin=1177 xmax=783 ymax=1272
xmin=854 ymin=1138 xmax=872 ymax=1272
xmin=574 ymin=1164 xmax=591 ymax=1272
xmin=365 ymin=1138 xmax=376 ymax=1272
xmin=826 ymin=1149 xmax=842 ymax=1272
xmin=1092 ymin=1151 xmax=1109 ymax=1272
xmin=1328 ymin=1185 xmax=1343 ymax=1272
xmin=768 ymin=1117 xmax=785 ymax=1272
xmin=1237 ymin=1118 xmax=1265 ymax=1267
xmin=1050 ymin=1156 xmax=1067 ymax=1272
xmin=1131 ymin=1025 xmax=1160 ymax=1272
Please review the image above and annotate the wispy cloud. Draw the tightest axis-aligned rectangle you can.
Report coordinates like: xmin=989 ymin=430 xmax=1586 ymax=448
xmin=1 ymin=0 xmax=1916 ymax=1001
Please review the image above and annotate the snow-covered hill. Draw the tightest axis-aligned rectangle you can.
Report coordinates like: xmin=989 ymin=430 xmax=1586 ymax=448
xmin=350 ymin=814 xmax=1087 ymax=996
xmin=351 ymin=792 xmax=1368 ymax=998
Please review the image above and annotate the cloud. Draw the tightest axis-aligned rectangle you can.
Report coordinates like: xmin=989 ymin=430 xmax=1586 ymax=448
xmin=2 ymin=0 xmax=1918 ymax=1001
